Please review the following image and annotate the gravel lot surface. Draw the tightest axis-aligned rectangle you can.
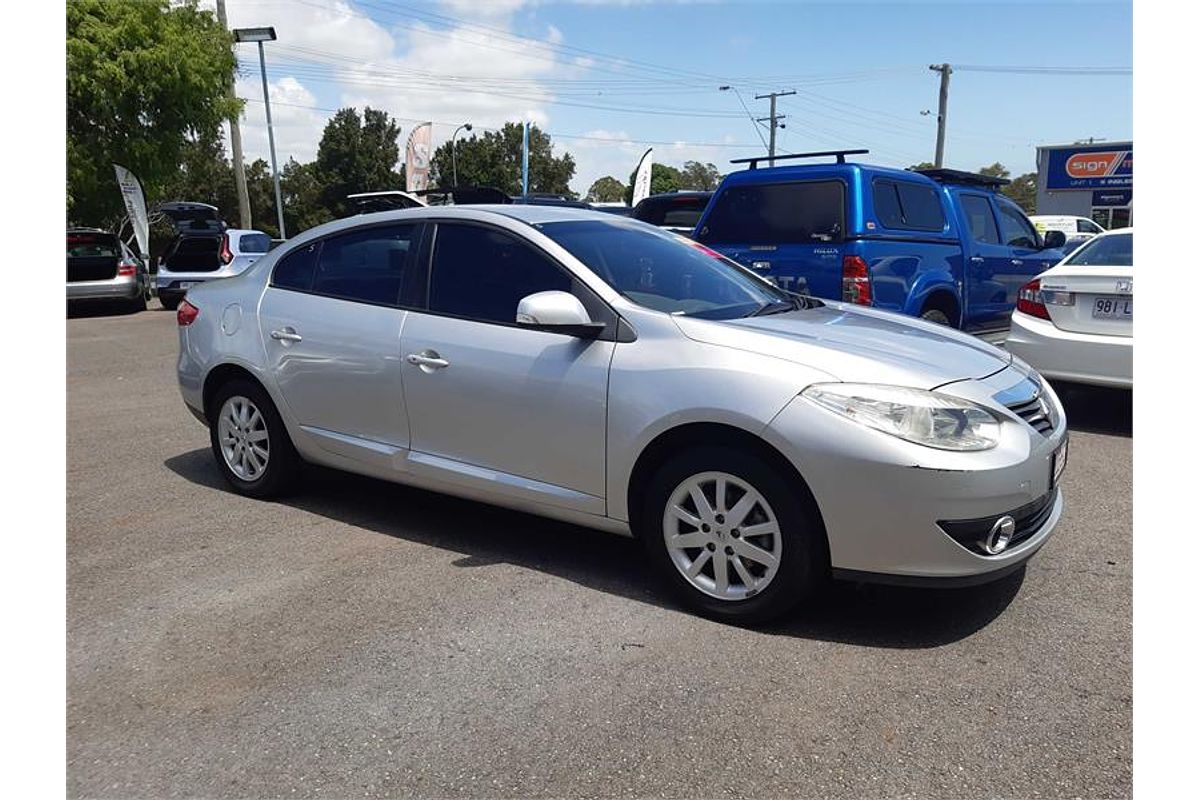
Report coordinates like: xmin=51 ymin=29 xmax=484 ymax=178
xmin=67 ymin=305 xmax=1132 ymax=799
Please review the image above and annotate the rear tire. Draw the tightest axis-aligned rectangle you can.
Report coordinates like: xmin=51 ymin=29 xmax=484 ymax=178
xmin=920 ymin=307 xmax=952 ymax=326
xmin=638 ymin=445 xmax=826 ymax=624
xmin=208 ymin=379 xmax=300 ymax=498
xmin=160 ymin=295 xmax=180 ymax=311
xmin=127 ymin=294 xmax=147 ymax=313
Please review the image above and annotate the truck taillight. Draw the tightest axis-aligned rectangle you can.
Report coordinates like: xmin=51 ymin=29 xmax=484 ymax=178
xmin=177 ymin=299 xmax=200 ymax=326
xmin=841 ymin=255 xmax=872 ymax=305
xmin=1016 ymin=279 xmax=1051 ymax=320
xmin=116 ymin=261 xmax=137 ymax=277
xmin=219 ymin=233 xmax=233 ymax=265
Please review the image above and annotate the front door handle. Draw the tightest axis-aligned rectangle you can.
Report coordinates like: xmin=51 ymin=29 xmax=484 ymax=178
xmin=1010 ymin=259 xmax=1024 ymax=266
xmin=270 ymin=329 xmax=303 ymax=343
xmin=406 ymin=352 xmax=450 ymax=370
xmin=969 ymin=256 xmax=985 ymax=264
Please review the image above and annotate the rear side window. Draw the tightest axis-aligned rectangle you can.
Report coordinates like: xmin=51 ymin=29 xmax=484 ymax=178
xmin=429 ymin=224 xmax=571 ymax=324
xmin=997 ymin=204 xmax=1038 ymax=248
xmin=698 ymin=180 xmax=845 ymax=244
xmin=634 ymin=197 xmax=708 ymax=228
xmin=960 ymin=195 xmax=1000 ymax=245
xmin=272 ymin=242 xmax=320 ymax=292
xmin=236 ymin=233 xmax=271 ymax=254
xmin=872 ymin=180 xmax=945 ymax=231
xmin=310 ymin=225 xmax=416 ymax=306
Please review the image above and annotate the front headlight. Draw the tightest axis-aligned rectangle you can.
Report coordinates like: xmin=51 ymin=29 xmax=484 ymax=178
xmin=801 ymin=383 xmax=1001 ymax=451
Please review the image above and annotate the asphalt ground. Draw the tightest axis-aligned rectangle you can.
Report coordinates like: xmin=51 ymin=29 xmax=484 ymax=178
xmin=67 ymin=302 xmax=1132 ymax=799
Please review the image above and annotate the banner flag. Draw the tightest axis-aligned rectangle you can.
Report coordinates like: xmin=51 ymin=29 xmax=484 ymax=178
xmin=632 ymin=147 xmax=653 ymax=207
xmin=113 ymin=164 xmax=149 ymax=257
xmin=405 ymin=122 xmax=433 ymax=193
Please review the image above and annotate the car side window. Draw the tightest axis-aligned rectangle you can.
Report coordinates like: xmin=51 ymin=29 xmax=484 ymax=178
xmin=1079 ymin=219 xmax=1103 ymax=235
xmin=960 ymin=195 xmax=1000 ymax=245
xmin=272 ymin=242 xmax=320 ymax=292
xmin=872 ymin=181 xmax=904 ymax=228
xmin=310 ymin=224 xmax=416 ymax=306
xmin=997 ymin=204 xmax=1038 ymax=249
xmin=429 ymin=224 xmax=572 ymax=324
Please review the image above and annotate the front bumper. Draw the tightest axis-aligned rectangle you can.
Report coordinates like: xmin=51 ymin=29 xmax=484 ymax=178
xmin=1006 ymin=311 xmax=1132 ymax=389
xmin=66 ymin=276 xmax=141 ymax=301
xmin=762 ymin=369 xmax=1067 ymax=582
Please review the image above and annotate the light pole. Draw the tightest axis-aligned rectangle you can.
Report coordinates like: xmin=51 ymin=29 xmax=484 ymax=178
xmin=451 ymin=123 xmax=472 ymax=186
xmin=234 ymin=26 xmax=286 ymax=239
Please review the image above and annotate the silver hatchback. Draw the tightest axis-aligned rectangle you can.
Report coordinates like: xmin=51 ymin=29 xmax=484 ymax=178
xmin=176 ymin=206 xmax=1068 ymax=622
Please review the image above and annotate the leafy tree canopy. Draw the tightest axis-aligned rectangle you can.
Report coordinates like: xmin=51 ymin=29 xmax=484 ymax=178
xmin=67 ymin=0 xmax=239 ymax=226
xmin=626 ymin=163 xmax=683 ymax=205
xmin=315 ymin=107 xmax=404 ymax=218
xmin=430 ymin=123 xmax=576 ymax=197
xmin=678 ymin=161 xmax=722 ymax=191
xmin=586 ymin=176 xmax=627 ymax=203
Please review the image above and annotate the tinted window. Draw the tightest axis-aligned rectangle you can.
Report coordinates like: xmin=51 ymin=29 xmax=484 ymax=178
xmin=237 ymin=233 xmax=271 ymax=253
xmin=165 ymin=236 xmax=221 ymax=269
xmin=872 ymin=182 xmax=904 ymax=228
xmin=895 ymin=182 xmax=945 ymax=230
xmin=960 ymin=195 xmax=1000 ymax=245
xmin=67 ymin=232 xmax=121 ymax=259
xmin=1065 ymin=232 xmax=1133 ymax=267
xmin=310 ymin=225 xmax=415 ymax=306
xmin=997 ymin=204 xmax=1038 ymax=248
xmin=698 ymin=180 xmax=844 ymax=245
xmin=634 ymin=197 xmax=709 ymax=228
xmin=1078 ymin=219 xmax=1104 ymax=234
xmin=538 ymin=220 xmax=792 ymax=320
xmin=272 ymin=242 xmax=320 ymax=292
xmin=429 ymin=224 xmax=571 ymax=324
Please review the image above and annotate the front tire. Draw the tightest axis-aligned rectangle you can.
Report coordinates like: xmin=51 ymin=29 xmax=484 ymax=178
xmin=639 ymin=445 xmax=826 ymax=624
xmin=209 ymin=379 xmax=300 ymax=498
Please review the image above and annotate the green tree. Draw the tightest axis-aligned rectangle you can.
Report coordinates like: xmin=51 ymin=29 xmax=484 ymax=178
xmin=678 ymin=161 xmax=722 ymax=191
xmin=625 ymin=163 xmax=683 ymax=205
xmin=313 ymin=107 xmax=404 ymax=218
xmin=978 ymin=162 xmax=1010 ymax=180
xmin=907 ymin=161 xmax=936 ymax=171
xmin=586 ymin=176 xmax=627 ymax=203
xmin=1002 ymin=173 xmax=1037 ymax=214
xmin=280 ymin=158 xmax=334 ymax=236
xmin=429 ymin=123 xmax=576 ymax=196
xmin=67 ymin=0 xmax=239 ymax=226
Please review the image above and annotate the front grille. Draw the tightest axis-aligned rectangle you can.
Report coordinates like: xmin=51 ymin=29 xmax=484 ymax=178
xmin=1006 ymin=395 xmax=1054 ymax=435
xmin=938 ymin=490 xmax=1057 ymax=555
xmin=996 ymin=377 xmax=1055 ymax=436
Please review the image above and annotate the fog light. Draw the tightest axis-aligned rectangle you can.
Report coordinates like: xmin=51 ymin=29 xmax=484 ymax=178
xmin=983 ymin=516 xmax=1016 ymax=555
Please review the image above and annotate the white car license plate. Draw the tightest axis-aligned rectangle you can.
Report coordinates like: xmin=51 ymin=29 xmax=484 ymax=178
xmin=1092 ymin=296 xmax=1132 ymax=319
xmin=178 ymin=281 xmax=196 ymax=290
xmin=1051 ymin=437 xmax=1068 ymax=487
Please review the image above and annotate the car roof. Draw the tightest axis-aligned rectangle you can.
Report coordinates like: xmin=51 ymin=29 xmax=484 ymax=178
xmin=440 ymin=204 xmax=619 ymax=225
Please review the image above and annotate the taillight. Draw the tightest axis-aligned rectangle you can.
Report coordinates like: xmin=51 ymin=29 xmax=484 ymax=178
xmin=177 ymin=299 xmax=200 ymax=326
xmin=1017 ymin=279 xmax=1051 ymax=320
xmin=116 ymin=261 xmax=137 ymax=277
xmin=219 ymin=233 xmax=233 ymax=265
xmin=841 ymin=255 xmax=872 ymax=305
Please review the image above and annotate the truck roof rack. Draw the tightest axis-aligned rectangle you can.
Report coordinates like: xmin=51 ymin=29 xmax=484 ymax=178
xmin=730 ymin=149 xmax=869 ymax=169
xmin=913 ymin=167 xmax=1010 ymax=188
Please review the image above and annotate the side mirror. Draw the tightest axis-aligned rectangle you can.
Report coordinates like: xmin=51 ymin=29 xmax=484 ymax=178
xmin=1042 ymin=229 xmax=1067 ymax=250
xmin=516 ymin=291 xmax=605 ymax=338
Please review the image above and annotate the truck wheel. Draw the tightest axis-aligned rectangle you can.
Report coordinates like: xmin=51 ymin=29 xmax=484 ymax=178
xmin=920 ymin=307 xmax=952 ymax=326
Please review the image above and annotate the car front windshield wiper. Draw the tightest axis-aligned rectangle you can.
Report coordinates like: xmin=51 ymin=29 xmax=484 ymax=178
xmin=748 ymin=293 xmax=818 ymax=317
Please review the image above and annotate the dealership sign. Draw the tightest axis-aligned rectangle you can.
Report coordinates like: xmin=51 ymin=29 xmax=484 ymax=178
xmin=1046 ymin=144 xmax=1132 ymax=190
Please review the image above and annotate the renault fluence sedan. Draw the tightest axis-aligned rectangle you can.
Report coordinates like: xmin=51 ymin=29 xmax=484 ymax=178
xmin=176 ymin=206 xmax=1067 ymax=622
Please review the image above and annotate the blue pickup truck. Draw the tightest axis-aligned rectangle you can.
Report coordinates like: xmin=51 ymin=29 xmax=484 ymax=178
xmin=692 ymin=150 xmax=1067 ymax=334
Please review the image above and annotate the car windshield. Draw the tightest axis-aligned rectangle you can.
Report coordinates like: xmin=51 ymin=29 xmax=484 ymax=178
xmin=1064 ymin=231 xmax=1133 ymax=267
xmin=536 ymin=219 xmax=795 ymax=319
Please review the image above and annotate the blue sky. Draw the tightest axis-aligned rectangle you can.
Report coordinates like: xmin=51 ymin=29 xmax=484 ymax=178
xmin=216 ymin=0 xmax=1132 ymax=194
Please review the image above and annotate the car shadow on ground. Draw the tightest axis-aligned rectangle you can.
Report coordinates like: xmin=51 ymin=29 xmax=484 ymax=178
xmin=1054 ymin=381 xmax=1132 ymax=437
xmin=165 ymin=448 xmax=1024 ymax=649
xmin=66 ymin=300 xmax=146 ymax=319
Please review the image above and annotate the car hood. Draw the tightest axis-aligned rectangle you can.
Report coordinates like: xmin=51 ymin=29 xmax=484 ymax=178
xmin=673 ymin=301 xmax=1011 ymax=390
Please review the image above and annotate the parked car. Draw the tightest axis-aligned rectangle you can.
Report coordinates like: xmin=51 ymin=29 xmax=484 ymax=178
xmin=633 ymin=191 xmax=713 ymax=236
xmin=590 ymin=202 xmax=632 ymax=217
xmin=175 ymin=205 xmax=1067 ymax=623
xmin=66 ymin=228 xmax=149 ymax=311
xmin=1030 ymin=214 xmax=1105 ymax=257
xmin=1006 ymin=228 xmax=1132 ymax=389
xmin=694 ymin=152 xmax=1066 ymax=336
xmin=155 ymin=202 xmax=271 ymax=310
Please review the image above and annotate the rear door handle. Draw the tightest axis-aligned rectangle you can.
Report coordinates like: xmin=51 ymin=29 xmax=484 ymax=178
xmin=1010 ymin=259 xmax=1024 ymax=266
xmin=270 ymin=329 xmax=303 ymax=343
xmin=406 ymin=352 xmax=450 ymax=370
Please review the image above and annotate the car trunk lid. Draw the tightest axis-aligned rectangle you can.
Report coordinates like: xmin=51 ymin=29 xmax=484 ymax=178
xmin=67 ymin=231 xmax=120 ymax=282
xmin=1039 ymin=265 xmax=1132 ymax=337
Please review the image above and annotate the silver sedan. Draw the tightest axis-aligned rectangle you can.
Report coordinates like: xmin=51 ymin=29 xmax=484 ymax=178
xmin=175 ymin=205 xmax=1068 ymax=622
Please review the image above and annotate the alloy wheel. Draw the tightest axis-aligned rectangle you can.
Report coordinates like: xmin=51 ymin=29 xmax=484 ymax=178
xmin=217 ymin=395 xmax=270 ymax=481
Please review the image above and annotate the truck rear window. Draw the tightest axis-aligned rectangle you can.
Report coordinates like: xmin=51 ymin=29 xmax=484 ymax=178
xmin=698 ymin=180 xmax=845 ymax=245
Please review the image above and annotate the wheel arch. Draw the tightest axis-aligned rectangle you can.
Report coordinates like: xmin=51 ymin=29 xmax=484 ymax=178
xmin=917 ymin=287 xmax=962 ymax=325
xmin=625 ymin=422 xmax=830 ymax=562
xmin=202 ymin=362 xmax=266 ymax=422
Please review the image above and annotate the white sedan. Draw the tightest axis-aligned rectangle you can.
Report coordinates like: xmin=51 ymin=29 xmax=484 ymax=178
xmin=1006 ymin=228 xmax=1132 ymax=388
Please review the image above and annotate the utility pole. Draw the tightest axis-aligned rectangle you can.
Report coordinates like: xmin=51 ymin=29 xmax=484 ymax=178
xmin=216 ymin=0 xmax=251 ymax=229
xmin=929 ymin=63 xmax=952 ymax=168
xmin=754 ymin=90 xmax=795 ymax=167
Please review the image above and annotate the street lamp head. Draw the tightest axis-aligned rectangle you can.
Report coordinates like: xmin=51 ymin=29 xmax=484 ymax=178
xmin=464 ymin=123 xmax=473 ymax=131
xmin=718 ymin=85 xmax=731 ymax=91
xmin=233 ymin=26 xmax=277 ymax=43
